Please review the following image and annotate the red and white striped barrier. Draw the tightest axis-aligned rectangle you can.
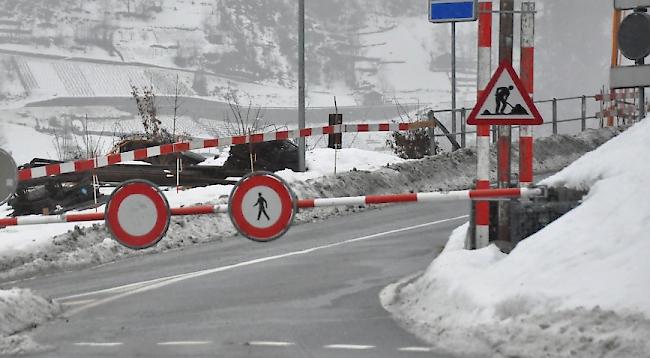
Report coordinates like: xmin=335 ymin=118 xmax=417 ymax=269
xmin=0 ymin=205 xmax=228 ymax=228
xmin=297 ymin=188 xmax=544 ymax=208
xmin=0 ymin=188 xmax=544 ymax=228
xmin=0 ymin=212 xmax=104 ymax=227
xmin=475 ymin=1 xmax=493 ymax=249
xmin=17 ymin=122 xmax=433 ymax=182
xmin=519 ymin=2 xmax=535 ymax=188
xmin=594 ymin=92 xmax=638 ymax=102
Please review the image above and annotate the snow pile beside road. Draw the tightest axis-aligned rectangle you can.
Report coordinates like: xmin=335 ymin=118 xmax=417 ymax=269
xmin=0 ymin=288 xmax=60 ymax=355
xmin=0 ymin=127 xmax=622 ymax=282
xmin=277 ymin=148 xmax=406 ymax=183
xmin=382 ymin=120 xmax=650 ymax=357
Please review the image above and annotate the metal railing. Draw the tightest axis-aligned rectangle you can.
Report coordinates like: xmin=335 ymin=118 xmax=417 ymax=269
xmin=425 ymin=93 xmax=634 ymax=150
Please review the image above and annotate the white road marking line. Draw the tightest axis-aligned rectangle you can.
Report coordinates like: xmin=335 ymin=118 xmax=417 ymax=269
xmin=73 ymin=342 xmax=123 ymax=347
xmin=324 ymin=344 xmax=375 ymax=350
xmin=60 ymin=299 xmax=96 ymax=306
xmin=62 ymin=215 xmax=468 ymax=316
xmin=57 ymin=276 xmax=180 ymax=301
xmin=156 ymin=341 xmax=212 ymax=346
xmin=398 ymin=347 xmax=433 ymax=352
xmin=247 ymin=341 xmax=295 ymax=347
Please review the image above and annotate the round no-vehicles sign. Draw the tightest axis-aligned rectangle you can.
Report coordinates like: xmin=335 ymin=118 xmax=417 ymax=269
xmin=105 ymin=180 xmax=171 ymax=250
xmin=229 ymin=172 xmax=296 ymax=242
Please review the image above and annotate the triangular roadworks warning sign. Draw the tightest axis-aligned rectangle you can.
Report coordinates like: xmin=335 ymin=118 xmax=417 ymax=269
xmin=468 ymin=62 xmax=543 ymax=125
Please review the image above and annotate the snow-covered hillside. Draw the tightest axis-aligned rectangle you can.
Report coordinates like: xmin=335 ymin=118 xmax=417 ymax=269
xmin=382 ymin=118 xmax=650 ymax=357
xmin=0 ymin=0 xmax=611 ymax=109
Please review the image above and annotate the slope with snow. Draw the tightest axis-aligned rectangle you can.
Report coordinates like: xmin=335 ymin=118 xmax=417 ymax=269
xmin=382 ymin=119 xmax=650 ymax=357
xmin=0 ymin=288 xmax=60 ymax=355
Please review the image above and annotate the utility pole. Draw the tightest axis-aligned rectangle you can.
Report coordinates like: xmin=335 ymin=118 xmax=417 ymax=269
xmin=637 ymin=7 xmax=647 ymax=121
xmin=451 ymin=22 xmax=457 ymax=143
xmin=497 ymin=0 xmax=514 ymax=247
xmin=298 ymin=0 xmax=306 ymax=172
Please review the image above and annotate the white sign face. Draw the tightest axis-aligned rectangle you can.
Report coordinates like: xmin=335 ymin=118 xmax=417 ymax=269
xmin=117 ymin=194 xmax=158 ymax=237
xmin=240 ymin=186 xmax=283 ymax=229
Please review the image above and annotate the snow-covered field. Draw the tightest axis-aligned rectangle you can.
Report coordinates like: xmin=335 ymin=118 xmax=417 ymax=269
xmin=381 ymin=119 xmax=650 ymax=357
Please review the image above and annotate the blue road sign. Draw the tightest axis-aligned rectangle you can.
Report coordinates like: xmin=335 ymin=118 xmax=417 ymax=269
xmin=429 ymin=0 xmax=478 ymax=23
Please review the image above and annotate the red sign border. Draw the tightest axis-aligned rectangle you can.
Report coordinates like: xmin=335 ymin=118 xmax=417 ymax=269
xmin=105 ymin=180 xmax=171 ymax=250
xmin=229 ymin=172 xmax=296 ymax=243
xmin=468 ymin=62 xmax=544 ymax=126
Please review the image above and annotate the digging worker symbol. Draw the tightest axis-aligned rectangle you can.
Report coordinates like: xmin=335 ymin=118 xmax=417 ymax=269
xmin=254 ymin=192 xmax=270 ymax=221
xmin=495 ymin=85 xmax=514 ymax=114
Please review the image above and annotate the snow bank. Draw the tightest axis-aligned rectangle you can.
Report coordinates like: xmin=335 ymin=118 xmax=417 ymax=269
xmin=0 ymin=289 xmax=60 ymax=355
xmin=382 ymin=120 xmax=650 ymax=357
xmin=277 ymin=148 xmax=405 ymax=183
xmin=0 ymin=127 xmax=621 ymax=282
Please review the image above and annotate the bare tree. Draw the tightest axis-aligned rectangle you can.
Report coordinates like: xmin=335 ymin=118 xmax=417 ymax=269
xmin=131 ymin=85 xmax=168 ymax=141
xmin=385 ymin=99 xmax=438 ymax=159
xmin=80 ymin=114 xmax=107 ymax=158
xmin=223 ymin=89 xmax=271 ymax=136
xmin=51 ymin=128 xmax=82 ymax=161
xmin=121 ymin=0 xmax=132 ymax=13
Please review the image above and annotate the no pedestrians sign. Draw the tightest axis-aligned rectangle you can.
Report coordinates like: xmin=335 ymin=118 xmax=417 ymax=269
xmin=229 ymin=172 xmax=297 ymax=242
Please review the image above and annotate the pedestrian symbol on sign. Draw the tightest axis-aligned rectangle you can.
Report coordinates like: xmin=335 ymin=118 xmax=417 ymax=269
xmin=255 ymin=193 xmax=270 ymax=221
xmin=229 ymin=172 xmax=297 ymax=242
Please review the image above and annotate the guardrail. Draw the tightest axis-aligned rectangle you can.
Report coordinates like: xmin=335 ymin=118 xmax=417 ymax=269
xmin=425 ymin=91 xmax=643 ymax=149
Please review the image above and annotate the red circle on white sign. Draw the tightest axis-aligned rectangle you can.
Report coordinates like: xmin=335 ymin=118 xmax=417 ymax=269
xmin=105 ymin=180 xmax=170 ymax=250
xmin=229 ymin=172 xmax=296 ymax=242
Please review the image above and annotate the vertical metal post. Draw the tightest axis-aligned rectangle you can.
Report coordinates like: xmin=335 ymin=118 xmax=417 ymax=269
xmin=451 ymin=22 xmax=457 ymax=144
xmin=581 ymin=95 xmax=587 ymax=131
xmin=519 ymin=1 xmax=535 ymax=188
xmin=428 ymin=110 xmax=437 ymax=155
xmin=497 ymin=0 xmax=514 ymax=247
xmin=298 ymin=0 xmax=306 ymax=172
xmin=460 ymin=108 xmax=467 ymax=148
xmin=474 ymin=1 xmax=492 ymax=249
xmin=600 ymin=87 xmax=605 ymax=128
xmin=552 ymin=98 xmax=558 ymax=135
xmin=639 ymin=58 xmax=646 ymax=121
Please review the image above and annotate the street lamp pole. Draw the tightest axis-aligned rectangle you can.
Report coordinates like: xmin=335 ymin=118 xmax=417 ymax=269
xmin=298 ymin=0 xmax=306 ymax=172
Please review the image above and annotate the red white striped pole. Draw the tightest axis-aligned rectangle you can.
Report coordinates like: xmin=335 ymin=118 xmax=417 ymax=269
xmin=17 ymin=122 xmax=431 ymax=182
xmin=519 ymin=2 xmax=535 ymax=187
xmin=0 ymin=205 xmax=228 ymax=228
xmin=0 ymin=212 xmax=105 ymax=228
xmin=298 ymin=188 xmax=544 ymax=209
xmin=0 ymin=188 xmax=546 ymax=228
xmin=475 ymin=1 xmax=493 ymax=248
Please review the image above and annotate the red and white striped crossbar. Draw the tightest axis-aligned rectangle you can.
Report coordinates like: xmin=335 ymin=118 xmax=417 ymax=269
xmin=0 ymin=188 xmax=544 ymax=228
xmin=297 ymin=187 xmax=544 ymax=208
xmin=17 ymin=122 xmax=433 ymax=182
xmin=0 ymin=205 xmax=228 ymax=228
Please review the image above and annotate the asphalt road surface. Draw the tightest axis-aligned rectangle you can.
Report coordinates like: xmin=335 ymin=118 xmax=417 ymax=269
xmin=8 ymin=201 xmax=470 ymax=357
